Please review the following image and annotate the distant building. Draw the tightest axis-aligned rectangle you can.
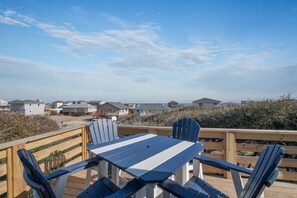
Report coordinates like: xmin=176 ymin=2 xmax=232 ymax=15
xmin=0 ymin=99 xmax=10 ymax=111
xmin=97 ymin=102 xmax=130 ymax=117
xmin=221 ymin=102 xmax=239 ymax=106
xmin=88 ymin=100 xmax=105 ymax=108
xmin=44 ymin=105 xmax=51 ymax=116
xmin=192 ymin=98 xmax=221 ymax=109
xmin=64 ymin=100 xmax=87 ymax=106
xmin=62 ymin=104 xmax=97 ymax=116
xmin=9 ymin=100 xmax=45 ymax=115
xmin=132 ymin=103 xmax=170 ymax=116
xmin=50 ymin=100 xmax=64 ymax=114
xmin=168 ymin=101 xmax=178 ymax=108
xmin=51 ymin=100 xmax=64 ymax=108
xmin=241 ymin=100 xmax=255 ymax=105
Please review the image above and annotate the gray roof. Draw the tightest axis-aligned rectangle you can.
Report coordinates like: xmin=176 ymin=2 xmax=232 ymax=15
xmin=88 ymin=100 xmax=102 ymax=103
xmin=9 ymin=100 xmax=44 ymax=104
xmin=134 ymin=103 xmax=170 ymax=110
xmin=193 ymin=98 xmax=221 ymax=103
xmin=63 ymin=104 xmax=96 ymax=109
xmin=107 ymin=102 xmax=129 ymax=110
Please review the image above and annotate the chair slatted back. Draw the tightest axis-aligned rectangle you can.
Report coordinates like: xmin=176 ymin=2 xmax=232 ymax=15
xmin=172 ymin=118 xmax=200 ymax=142
xmin=17 ymin=149 xmax=56 ymax=198
xmin=240 ymin=144 xmax=284 ymax=198
xmin=89 ymin=119 xmax=118 ymax=145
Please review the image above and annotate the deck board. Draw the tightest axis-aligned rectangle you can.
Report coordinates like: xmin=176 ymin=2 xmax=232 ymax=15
xmin=65 ymin=170 xmax=297 ymax=197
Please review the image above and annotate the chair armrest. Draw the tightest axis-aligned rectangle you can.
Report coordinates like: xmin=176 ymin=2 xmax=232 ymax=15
xmin=105 ymin=178 xmax=146 ymax=198
xmin=266 ymin=168 xmax=279 ymax=187
xmin=45 ymin=157 xmax=99 ymax=181
xmin=158 ymin=179 xmax=208 ymax=198
xmin=195 ymin=155 xmax=252 ymax=175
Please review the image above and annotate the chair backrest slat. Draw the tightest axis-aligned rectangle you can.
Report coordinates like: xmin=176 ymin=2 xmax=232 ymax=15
xmin=17 ymin=149 xmax=56 ymax=198
xmin=89 ymin=119 xmax=118 ymax=145
xmin=240 ymin=144 xmax=284 ymax=198
xmin=172 ymin=118 xmax=200 ymax=142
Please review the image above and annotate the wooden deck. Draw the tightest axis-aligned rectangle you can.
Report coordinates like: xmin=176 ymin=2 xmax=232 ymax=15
xmin=63 ymin=170 xmax=297 ymax=198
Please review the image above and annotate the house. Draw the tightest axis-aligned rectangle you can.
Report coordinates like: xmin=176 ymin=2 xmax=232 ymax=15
xmin=88 ymin=100 xmax=105 ymax=108
xmin=132 ymin=103 xmax=170 ymax=116
xmin=97 ymin=102 xmax=129 ymax=117
xmin=192 ymin=98 xmax=221 ymax=109
xmin=50 ymin=100 xmax=64 ymax=114
xmin=0 ymin=99 xmax=10 ymax=111
xmin=168 ymin=101 xmax=178 ymax=108
xmin=9 ymin=100 xmax=45 ymax=115
xmin=51 ymin=100 xmax=64 ymax=108
xmin=62 ymin=104 xmax=97 ymax=116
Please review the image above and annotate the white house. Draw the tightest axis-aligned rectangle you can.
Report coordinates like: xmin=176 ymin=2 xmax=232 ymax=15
xmin=51 ymin=100 xmax=64 ymax=108
xmin=132 ymin=103 xmax=170 ymax=116
xmin=9 ymin=100 xmax=45 ymax=115
xmin=192 ymin=98 xmax=221 ymax=109
xmin=88 ymin=100 xmax=105 ymax=108
xmin=0 ymin=99 xmax=10 ymax=111
xmin=50 ymin=100 xmax=64 ymax=114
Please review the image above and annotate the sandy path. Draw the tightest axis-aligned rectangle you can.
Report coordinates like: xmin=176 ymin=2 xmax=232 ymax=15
xmin=49 ymin=115 xmax=93 ymax=128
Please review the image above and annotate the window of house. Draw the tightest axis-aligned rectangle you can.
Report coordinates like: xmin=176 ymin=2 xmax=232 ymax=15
xmin=214 ymin=103 xmax=217 ymax=105
xmin=199 ymin=103 xmax=203 ymax=107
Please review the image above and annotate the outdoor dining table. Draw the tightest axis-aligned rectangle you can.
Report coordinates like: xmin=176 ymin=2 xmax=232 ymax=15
xmin=88 ymin=133 xmax=204 ymax=197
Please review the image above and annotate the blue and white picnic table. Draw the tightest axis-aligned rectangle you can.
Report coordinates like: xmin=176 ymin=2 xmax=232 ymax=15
xmin=88 ymin=133 xmax=204 ymax=197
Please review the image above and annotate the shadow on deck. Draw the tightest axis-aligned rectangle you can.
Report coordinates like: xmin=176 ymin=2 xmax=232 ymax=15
xmin=63 ymin=170 xmax=297 ymax=198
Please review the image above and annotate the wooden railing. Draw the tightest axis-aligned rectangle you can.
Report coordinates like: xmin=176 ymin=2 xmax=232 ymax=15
xmin=0 ymin=125 xmax=296 ymax=197
xmin=118 ymin=126 xmax=297 ymax=180
xmin=0 ymin=126 xmax=89 ymax=198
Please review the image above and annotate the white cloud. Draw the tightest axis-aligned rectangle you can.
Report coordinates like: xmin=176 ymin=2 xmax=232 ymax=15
xmin=0 ymin=9 xmax=35 ymax=27
xmin=0 ymin=9 xmax=218 ymax=79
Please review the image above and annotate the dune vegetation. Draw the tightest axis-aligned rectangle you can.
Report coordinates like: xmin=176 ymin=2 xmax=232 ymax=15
xmin=119 ymin=96 xmax=297 ymax=130
xmin=0 ymin=112 xmax=59 ymax=143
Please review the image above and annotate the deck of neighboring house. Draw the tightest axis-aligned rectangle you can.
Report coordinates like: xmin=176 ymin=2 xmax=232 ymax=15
xmin=63 ymin=170 xmax=297 ymax=198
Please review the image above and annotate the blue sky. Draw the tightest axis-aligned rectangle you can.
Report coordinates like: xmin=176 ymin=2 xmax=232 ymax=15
xmin=0 ymin=0 xmax=297 ymax=103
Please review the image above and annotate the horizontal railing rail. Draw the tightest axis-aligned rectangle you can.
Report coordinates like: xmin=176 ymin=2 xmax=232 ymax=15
xmin=0 ymin=125 xmax=296 ymax=197
xmin=117 ymin=126 xmax=297 ymax=180
xmin=0 ymin=126 xmax=88 ymax=198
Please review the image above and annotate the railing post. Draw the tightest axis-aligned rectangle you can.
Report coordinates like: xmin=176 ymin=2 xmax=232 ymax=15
xmin=148 ymin=128 xmax=157 ymax=134
xmin=224 ymin=132 xmax=236 ymax=179
xmin=82 ymin=126 xmax=88 ymax=160
xmin=6 ymin=147 xmax=13 ymax=198
xmin=12 ymin=143 xmax=26 ymax=197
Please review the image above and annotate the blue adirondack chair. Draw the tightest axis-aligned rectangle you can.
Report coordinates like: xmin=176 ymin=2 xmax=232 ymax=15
xmin=17 ymin=149 xmax=145 ymax=198
xmin=86 ymin=119 xmax=123 ymax=187
xmin=159 ymin=144 xmax=284 ymax=198
xmin=172 ymin=118 xmax=201 ymax=175
xmin=172 ymin=118 xmax=201 ymax=143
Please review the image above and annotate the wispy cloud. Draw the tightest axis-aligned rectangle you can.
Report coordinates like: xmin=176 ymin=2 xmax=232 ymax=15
xmin=0 ymin=9 xmax=219 ymax=80
xmin=0 ymin=9 xmax=35 ymax=27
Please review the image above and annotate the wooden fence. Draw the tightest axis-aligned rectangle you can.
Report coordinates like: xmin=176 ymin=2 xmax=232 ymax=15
xmin=0 ymin=125 xmax=296 ymax=197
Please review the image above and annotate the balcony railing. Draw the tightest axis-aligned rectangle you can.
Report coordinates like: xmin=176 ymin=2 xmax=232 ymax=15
xmin=0 ymin=125 xmax=296 ymax=197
